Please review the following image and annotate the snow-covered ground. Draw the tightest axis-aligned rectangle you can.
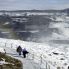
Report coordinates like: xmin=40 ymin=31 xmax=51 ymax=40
xmin=0 ymin=38 xmax=69 ymax=69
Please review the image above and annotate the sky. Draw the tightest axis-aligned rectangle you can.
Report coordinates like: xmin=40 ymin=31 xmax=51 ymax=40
xmin=0 ymin=0 xmax=69 ymax=10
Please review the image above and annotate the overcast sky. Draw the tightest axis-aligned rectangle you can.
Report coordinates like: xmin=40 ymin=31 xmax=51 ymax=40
xmin=0 ymin=0 xmax=69 ymax=10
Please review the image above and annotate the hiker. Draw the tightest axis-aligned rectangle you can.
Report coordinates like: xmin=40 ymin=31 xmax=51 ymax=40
xmin=4 ymin=49 xmax=6 ymax=54
xmin=22 ymin=48 xmax=29 ymax=58
xmin=16 ymin=45 xmax=22 ymax=55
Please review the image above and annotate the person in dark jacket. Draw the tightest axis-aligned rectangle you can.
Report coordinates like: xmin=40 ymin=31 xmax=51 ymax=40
xmin=16 ymin=45 xmax=22 ymax=55
xmin=22 ymin=48 xmax=29 ymax=58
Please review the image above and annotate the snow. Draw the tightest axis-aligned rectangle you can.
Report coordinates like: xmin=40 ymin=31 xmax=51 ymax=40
xmin=51 ymin=32 xmax=64 ymax=39
xmin=3 ymin=22 xmax=10 ymax=25
xmin=0 ymin=47 xmax=5 ymax=53
xmin=55 ymin=17 xmax=64 ymax=22
xmin=49 ymin=16 xmax=69 ymax=39
xmin=0 ymin=44 xmax=40 ymax=69
xmin=0 ymin=61 xmax=10 ymax=65
xmin=27 ymin=12 xmax=53 ymax=16
xmin=0 ymin=38 xmax=69 ymax=69
xmin=1 ymin=32 xmax=9 ymax=34
xmin=15 ymin=30 xmax=39 ymax=33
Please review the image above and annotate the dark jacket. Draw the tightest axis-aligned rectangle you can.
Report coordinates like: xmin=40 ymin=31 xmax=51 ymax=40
xmin=22 ymin=48 xmax=29 ymax=54
xmin=17 ymin=46 xmax=22 ymax=52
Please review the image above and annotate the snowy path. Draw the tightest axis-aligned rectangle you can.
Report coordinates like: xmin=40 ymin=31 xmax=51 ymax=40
xmin=0 ymin=46 xmax=40 ymax=69
xmin=0 ymin=38 xmax=69 ymax=69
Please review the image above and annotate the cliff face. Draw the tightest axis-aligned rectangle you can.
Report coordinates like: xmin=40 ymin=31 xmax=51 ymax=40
xmin=0 ymin=14 xmax=52 ymax=41
xmin=0 ymin=12 xmax=68 ymax=44
xmin=0 ymin=15 xmax=18 ymax=39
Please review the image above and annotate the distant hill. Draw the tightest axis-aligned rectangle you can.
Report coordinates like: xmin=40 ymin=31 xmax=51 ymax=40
xmin=62 ymin=8 xmax=69 ymax=16
xmin=1 ymin=9 xmax=69 ymax=14
xmin=0 ymin=9 xmax=63 ymax=13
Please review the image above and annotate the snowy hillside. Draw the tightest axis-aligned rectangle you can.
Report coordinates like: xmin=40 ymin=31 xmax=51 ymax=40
xmin=0 ymin=38 xmax=69 ymax=69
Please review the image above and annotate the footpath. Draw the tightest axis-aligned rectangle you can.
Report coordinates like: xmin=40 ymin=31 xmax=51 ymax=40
xmin=0 ymin=46 xmax=40 ymax=69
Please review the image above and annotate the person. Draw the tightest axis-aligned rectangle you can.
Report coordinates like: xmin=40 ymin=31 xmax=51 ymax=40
xmin=4 ymin=49 xmax=6 ymax=54
xmin=22 ymin=48 xmax=29 ymax=58
xmin=16 ymin=45 xmax=22 ymax=55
